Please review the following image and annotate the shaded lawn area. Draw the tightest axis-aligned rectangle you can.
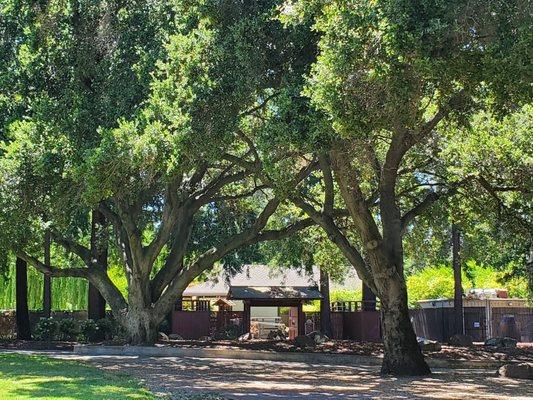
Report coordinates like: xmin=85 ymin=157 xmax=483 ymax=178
xmin=0 ymin=353 xmax=154 ymax=399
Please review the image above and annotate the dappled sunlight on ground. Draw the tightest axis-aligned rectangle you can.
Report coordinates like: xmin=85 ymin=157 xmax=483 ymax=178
xmin=49 ymin=353 xmax=533 ymax=400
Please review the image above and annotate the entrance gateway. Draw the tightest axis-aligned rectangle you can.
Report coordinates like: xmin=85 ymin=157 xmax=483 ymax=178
xmin=228 ymin=285 xmax=322 ymax=338
xmin=170 ymin=264 xmax=380 ymax=340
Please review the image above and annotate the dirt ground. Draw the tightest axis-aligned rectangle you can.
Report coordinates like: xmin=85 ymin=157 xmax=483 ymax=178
xmin=30 ymin=351 xmax=533 ymax=400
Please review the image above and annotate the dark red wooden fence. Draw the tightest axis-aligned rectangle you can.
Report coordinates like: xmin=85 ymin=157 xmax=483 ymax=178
xmin=410 ymin=306 xmax=533 ymax=342
xmin=171 ymin=310 xmax=210 ymax=339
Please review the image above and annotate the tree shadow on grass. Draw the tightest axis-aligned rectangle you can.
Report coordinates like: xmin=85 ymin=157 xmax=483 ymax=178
xmin=0 ymin=353 xmax=152 ymax=399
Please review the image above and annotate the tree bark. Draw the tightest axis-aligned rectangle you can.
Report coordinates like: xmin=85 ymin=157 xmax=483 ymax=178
xmin=15 ymin=257 xmax=32 ymax=340
xmin=379 ymin=278 xmax=430 ymax=375
xmin=319 ymin=268 xmax=332 ymax=337
xmin=43 ymin=231 xmax=52 ymax=317
xmin=452 ymin=224 xmax=464 ymax=335
xmin=88 ymin=210 xmax=107 ymax=320
xmin=125 ymin=307 xmax=158 ymax=345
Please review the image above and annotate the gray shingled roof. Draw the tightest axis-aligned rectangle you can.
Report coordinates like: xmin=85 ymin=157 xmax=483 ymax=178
xmin=228 ymin=286 xmax=322 ymax=300
xmin=182 ymin=264 xmax=361 ymax=297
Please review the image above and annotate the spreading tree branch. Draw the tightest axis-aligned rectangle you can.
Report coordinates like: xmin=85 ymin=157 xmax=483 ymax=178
xmin=17 ymin=251 xmax=88 ymax=278
xmin=49 ymin=232 xmax=93 ymax=266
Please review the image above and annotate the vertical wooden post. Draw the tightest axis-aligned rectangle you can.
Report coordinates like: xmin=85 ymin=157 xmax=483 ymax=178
xmin=452 ymin=224 xmax=464 ymax=335
xmin=362 ymin=283 xmax=377 ymax=311
xmin=243 ymin=300 xmax=251 ymax=335
xmin=297 ymin=301 xmax=305 ymax=336
xmin=175 ymin=296 xmax=183 ymax=311
xmin=43 ymin=231 xmax=52 ymax=318
xmin=320 ymin=268 xmax=332 ymax=337
xmin=88 ymin=285 xmax=106 ymax=320
xmin=88 ymin=210 xmax=107 ymax=320
xmin=15 ymin=257 xmax=32 ymax=340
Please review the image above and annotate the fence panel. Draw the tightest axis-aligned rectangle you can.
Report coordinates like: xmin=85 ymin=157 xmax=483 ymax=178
xmin=331 ymin=312 xmax=344 ymax=339
xmin=410 ymin=308 xmax=457 ymax=342
xmin=171 ymin=310 xmax=210 ymax=339
xmin=490 ymin=307 xmax=533 ymax=341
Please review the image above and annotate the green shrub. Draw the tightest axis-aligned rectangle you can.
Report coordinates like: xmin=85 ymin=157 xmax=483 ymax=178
xmin=80 ymin=319 xmax=100 ymax=343
xmin=80 ymin=318 xmax=121 ymax=342
xmin=407 ymin=265 xmax=456 ymax=306
xmin=213 ymin=324 xmax=241 ymax=340
xmin=406 ymin=261 xmax=530 ymax=306
xmin=58 ymin=318 xmax=79 ymax=341
xmin=34 ymin=318 xmax=59 ymax=341
xmin=96 ymin=318 xmax=118 ymax=341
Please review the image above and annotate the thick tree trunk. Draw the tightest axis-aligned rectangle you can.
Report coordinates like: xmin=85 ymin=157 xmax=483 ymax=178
xmin=379 ymin=278 xmax=430 ymax=376
xmin=43 ymin=231 xmax=52 ymax=317
xmin=15 ymin=257 xmax=32 ymax=340
xmin=319 ymin=268 xmax=332 ymax=337
xmin=125 ymin=308 xmax=159 ymax=345
xmin=452 ymin=224 xmax=464 ymax=335
xmin=88 ymin=210 xmax=107 ymax=320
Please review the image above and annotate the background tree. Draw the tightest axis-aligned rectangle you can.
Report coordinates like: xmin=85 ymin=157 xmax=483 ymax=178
xmin=404 ymin=106 xmax=532 ymax=299
xmin=283 ymin=0 xmax=531 ymax=375
xmin=451 ymin=224 xmax=463 ymax=335
xmin=88 ymin=210 xmax=108 ymax=320
xmin=1 ymin=0 xmax=175 ymax=314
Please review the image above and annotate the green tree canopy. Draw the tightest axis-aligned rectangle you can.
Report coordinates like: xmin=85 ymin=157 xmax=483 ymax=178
xmin=0 ymin=0 xmax=316 ymax=343
xmin=281 ymin=0 xmax=531 ymax=374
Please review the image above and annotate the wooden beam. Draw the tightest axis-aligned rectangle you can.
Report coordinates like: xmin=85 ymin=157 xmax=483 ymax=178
xmin=297 ymin=301 xmax=305 ymax=336
xmin=16 ymin=257 xmax=31 ymax=340
xmin=247 ymin=299 xmax=306 ymax=307
xmin=43 ymin=231 xmax=52 ymax=317
xmin=362 ymin=283 xmax=377 ymax=311
xmin=243 ymin=300 xmax=251 ymax=335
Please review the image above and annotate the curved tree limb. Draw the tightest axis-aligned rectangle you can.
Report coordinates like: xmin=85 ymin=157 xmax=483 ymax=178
xmin=17 ymin=251 xmax=88 ymax=278
xmin=290 ymin=195 xmax=376 ymax=292
xmin=49 ymin=232 xmax=93 ymax=266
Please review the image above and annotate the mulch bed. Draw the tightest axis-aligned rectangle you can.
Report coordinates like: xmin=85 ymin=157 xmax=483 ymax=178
xmin=164 ymin=339 xmax=533 ymax=363
xmin=2 ymin=338 xmax=532 ymax=363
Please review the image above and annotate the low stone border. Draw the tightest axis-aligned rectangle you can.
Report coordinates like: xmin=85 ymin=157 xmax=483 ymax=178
xmin=74 ymin=344 xmax=509 ymax=369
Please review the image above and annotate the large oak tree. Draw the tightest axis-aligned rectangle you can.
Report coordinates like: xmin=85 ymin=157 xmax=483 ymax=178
xmin=0 ymin=0 xmax=315 ymax=344
xmin=284 ymin=0 xmax=531 ymax=375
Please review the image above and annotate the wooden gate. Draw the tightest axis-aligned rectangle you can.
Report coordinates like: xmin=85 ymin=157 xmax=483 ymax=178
xmin=464 ymin=307 xmax=486 ymax=341
xmin=288 ymin=307 xmax=298 ymax=339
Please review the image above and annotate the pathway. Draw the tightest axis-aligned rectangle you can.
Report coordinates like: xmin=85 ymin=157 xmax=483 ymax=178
xmin=3 ymin=350 xmax=532 ymax=399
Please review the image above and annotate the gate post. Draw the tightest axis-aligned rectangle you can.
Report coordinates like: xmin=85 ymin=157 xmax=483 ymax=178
xmin=243 ymin=301 xmax=251 ymax=335
xmin=297 ymin=301 xmax=305 ymax=336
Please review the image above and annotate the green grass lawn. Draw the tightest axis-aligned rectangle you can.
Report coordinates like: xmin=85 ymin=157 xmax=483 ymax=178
xmin=0 ymin=353 xmax=155 ymax=399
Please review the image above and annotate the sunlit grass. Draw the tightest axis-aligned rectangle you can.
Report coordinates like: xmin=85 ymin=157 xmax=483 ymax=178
xmin=0 ymin=353 xmax=154 ymax=399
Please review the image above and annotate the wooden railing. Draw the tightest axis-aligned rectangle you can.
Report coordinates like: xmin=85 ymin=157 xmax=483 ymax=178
xmin=331 ymin=300 xmax=380 ymax=312
xmin=175 ymin=299 xmax=211 ymax=311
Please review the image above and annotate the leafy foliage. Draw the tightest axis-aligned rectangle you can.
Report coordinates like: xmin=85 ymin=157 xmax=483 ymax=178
xmin=407 ymin=262 xmax=529 ymax=306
